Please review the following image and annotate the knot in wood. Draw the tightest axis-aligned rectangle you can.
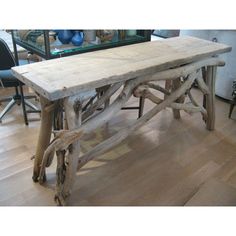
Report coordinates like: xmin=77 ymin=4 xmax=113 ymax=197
xmin=133 ymin=85 xmax=149 ymax=98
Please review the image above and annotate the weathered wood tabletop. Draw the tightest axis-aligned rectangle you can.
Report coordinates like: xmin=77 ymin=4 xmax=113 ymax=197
xmin=12 ymin=36 xmax=231 ymax=101
xmin=11 ymin=36 xmax=232 ymax=206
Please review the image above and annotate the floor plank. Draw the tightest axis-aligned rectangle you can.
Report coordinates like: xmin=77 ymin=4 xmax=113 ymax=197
xmin=185 ymin=179 xmax=236 ymax=206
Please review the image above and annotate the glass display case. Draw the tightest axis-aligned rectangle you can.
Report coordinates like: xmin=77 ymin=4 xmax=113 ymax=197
xmin=12 ymin=30 xmax=151 ymax=59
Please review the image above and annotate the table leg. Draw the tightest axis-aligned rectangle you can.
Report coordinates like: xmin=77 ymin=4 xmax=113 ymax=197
xmin=205 ymin=66 xmax=217 ymax=130
xmin=32 ymin=96 xmax=54 ymax=182
xmin=229 ymin=102 xmax=235 ymax=118
xmin=202 ymin=67 xmax=207 ymax=122
xmin=54 ymin=96 xmax=82 ymax=205
xmin=164 ymin=80 xmax=172 ymax=99
xmin=172 ymin=78 xmax=185 ymax=119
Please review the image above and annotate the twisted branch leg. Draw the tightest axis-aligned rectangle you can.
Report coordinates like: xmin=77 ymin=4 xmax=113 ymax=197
xmin=172 ymin=78 xmax=185 ymax=119
xmin=205 ymin=66 xmax=217 ymax=130
xmin=32 ymin=96 xmax=54 ymax=182
xmin=54 ymin=96 xmax=82 ymax=205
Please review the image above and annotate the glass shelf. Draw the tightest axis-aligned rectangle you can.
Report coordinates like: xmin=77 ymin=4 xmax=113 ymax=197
xmin=50 ymin=34 xmax=147 ymax=56
xmin=12 ymin=30 xmax=151 ymax=59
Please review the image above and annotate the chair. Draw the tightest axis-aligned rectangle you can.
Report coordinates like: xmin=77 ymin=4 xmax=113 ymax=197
xmin=0 ymin=38 xmax=39 ymax=125
xmin=228 ymin=80 xmax=236 ymax=118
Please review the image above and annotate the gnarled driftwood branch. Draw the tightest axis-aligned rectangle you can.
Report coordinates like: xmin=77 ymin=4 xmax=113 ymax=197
xmin=77 ymin=71 xmax=198 ymax=170
xmin=43 ymin=58 xmax=224 ymax=160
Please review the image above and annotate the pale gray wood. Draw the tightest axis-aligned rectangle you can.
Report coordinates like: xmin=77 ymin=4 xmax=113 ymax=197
xmin=32 ymin=57 xmax=225 ymax=205
xmin=196 ymin=76 xmax=210 ymax=95
xmin=187 ymin=91 xmax=208 ymax=121
xmin=38 ymin=100 xmax=63 ymax=182
xmin=14 ymin=36 xmax=231 ymax=205
xmin=170 ymin=103 xmax=207 ymax=116
xmin=146 ymin=82 xmax=170 ymax=95
xmin=41 ymin=79 xmax=137 ymax=162
xmin=172 ymin=78 xmax=184 ymax=119
xmin=54 ymin=96 xmax=82 ymax=206
xmin=32 ymin=96 xmax=54 ymax=182
xmin=205 ymin=66 xmax=217 ymax=130
xmin=82 ymin=82 xmax=123 ymax=121
xmin=77 ymin=72 xmax=198 ymax=170
xmin=133 ymin=82 xmax=207 ymax=116
xmin=133 ymin=84 xmax=162 ymax=104
xmin=42 ymin=57 xmax=225 ymax=159
xmin=12 ymin=36 xmax=231 ymax=101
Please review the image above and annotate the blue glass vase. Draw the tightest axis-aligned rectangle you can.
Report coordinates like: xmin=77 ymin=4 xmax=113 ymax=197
xmin=58 ymin=30 xmax=73 ymax=44
xmin=71 ymin=31 xmax=84 ymax=46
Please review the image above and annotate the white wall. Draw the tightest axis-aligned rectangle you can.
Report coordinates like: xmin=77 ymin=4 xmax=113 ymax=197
xmin=180 ymin=30 xmax=236 ymax=100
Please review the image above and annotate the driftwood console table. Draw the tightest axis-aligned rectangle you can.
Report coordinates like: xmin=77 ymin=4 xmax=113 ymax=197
xmin=12 ymin=36 xmax=231 ymax=205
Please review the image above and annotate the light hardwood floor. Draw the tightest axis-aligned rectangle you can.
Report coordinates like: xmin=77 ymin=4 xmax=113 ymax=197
xmin=0 ymin=85 xmax=236 ymax=206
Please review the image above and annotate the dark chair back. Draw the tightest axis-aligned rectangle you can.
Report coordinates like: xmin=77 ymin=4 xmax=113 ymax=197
xmin=0 ymin=38 xmax=16 ymax=70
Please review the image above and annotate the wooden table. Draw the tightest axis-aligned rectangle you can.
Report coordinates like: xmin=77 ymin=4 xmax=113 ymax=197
xmin=12 ymin=36 xmax=231 ymax=205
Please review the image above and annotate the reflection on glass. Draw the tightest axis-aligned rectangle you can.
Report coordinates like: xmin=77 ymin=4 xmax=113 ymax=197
xmin=12 ymin=30 xmax=149 ymax=58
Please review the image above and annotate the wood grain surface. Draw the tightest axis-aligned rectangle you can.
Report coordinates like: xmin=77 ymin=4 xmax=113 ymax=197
xmin=12 ymin=36 xmax=231 ymax=101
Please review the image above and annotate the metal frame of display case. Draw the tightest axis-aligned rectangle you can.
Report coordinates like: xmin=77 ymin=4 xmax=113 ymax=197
xmin=11 ymin=30 xmax=152 ymax=60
